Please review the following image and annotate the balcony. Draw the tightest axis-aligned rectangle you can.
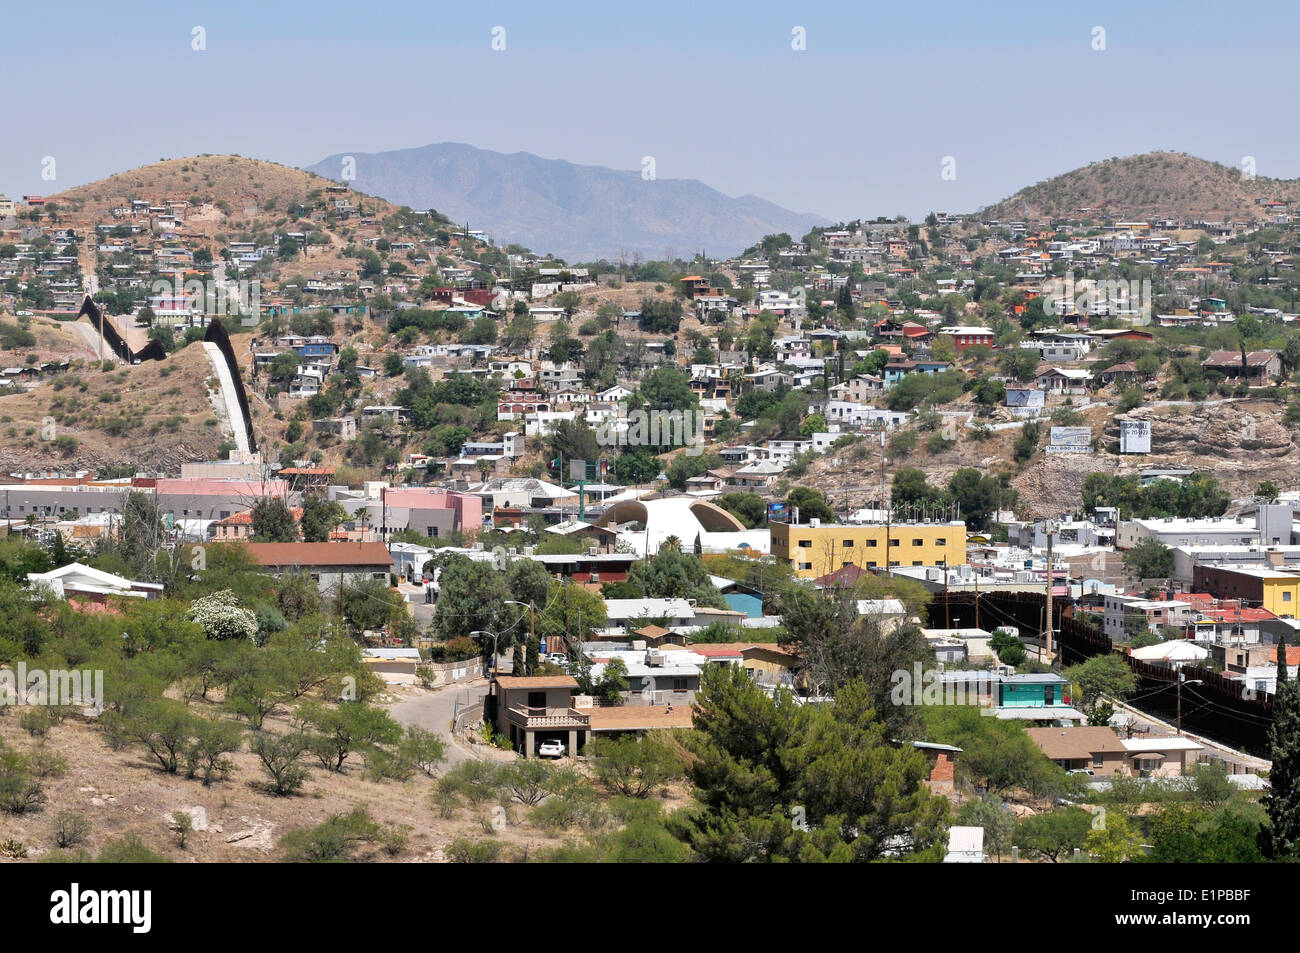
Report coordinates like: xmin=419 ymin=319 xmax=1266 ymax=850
xmin=506 ymin=706 xmax=590 ymax=730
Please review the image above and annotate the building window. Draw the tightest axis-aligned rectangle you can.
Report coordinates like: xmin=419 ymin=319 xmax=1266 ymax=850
xmin=798 ymin=539 xmax=811 ymax=548
xmin=798 ymin=562 xmax=812 ymax=571
xmin=912 ymin=538 xmax=923 ymax=546
xmin=842 ymin=539 xmax=854 ymax=547
xmin=866 ymin=539 xmax=877 ymax=547
xmin=1286 ymin=592 xmax=1293 ymax=603
xmin=936 ymin=538 xmax=946 ymax=546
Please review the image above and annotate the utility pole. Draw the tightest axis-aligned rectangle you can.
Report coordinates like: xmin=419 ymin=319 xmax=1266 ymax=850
xmin=943 ymin=558 xmax=951 ymax=628
xmin=973 ymin=565 xmax=980 ymax=630
xmin=1045 ymin=520 xmax=1058 ymax=663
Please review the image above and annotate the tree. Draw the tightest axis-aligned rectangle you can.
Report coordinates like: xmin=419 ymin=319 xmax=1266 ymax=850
xmin=587 ymin=734 xmax=683 ymax=798
xmin=1085 ymin=809 xmax=1141 ymax=862
xmin=956 ymin=794 xmax=1014 ymax=861
xmin=189 ymin=590 xmax=258 ymax=641
xmin=250 ymin=731 xmax=310 ymax=795
xmin=299 ymin=496 xmax=347 ymax=543
xmin=303 ymin=701 xmax=402 ymax=772
xmin=251 ymin=496 xmax=298 ymax=542
xmin=1123 ymin=539 xmax=1173 ymax=581
xmin=670 ymin=667 xmax=950 ymax=862
xmin=627 ymin=546 xmax=726 ymax=607
xmin=1013 ymin=807 xmax=1092 ymax=862
xmin=1013 ymin=421 xmax=1040 ymax=464
xmin=1261 ymin=662 xmax=1300 ymax=858
xmin=1065 ymin=654 xmax=1137 ymax=711
xmin=339 ymin=577 xmax=405 ymax=635
xmin=433 ymin=556 xmax=508 ymax=650
xmin=786 ymin=486 xmax=834 ymax=523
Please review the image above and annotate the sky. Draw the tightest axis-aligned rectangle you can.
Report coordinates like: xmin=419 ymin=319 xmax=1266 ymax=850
xmin=8 ymin=0 xmax=1300 ymax=222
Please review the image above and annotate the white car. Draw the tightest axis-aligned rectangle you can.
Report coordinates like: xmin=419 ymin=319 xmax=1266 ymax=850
xmin=15 ymin=310 xmax=32 ymax=317
xmin=537 ymin=740 xmax=566 ymax=758
xmin=546 ymin=653 xmax=568 ymax=668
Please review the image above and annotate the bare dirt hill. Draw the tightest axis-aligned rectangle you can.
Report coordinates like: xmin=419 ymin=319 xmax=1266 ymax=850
xmin=982 ymin=151 xmax=1300 ymax=223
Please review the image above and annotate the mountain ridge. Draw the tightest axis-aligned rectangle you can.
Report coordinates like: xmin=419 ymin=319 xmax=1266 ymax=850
xmin=305 ymin=141 xmax=829 ymax=261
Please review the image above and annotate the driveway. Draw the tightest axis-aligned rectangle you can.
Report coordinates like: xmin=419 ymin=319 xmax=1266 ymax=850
xmin=387 ymin=656 xmax=512 ymax=767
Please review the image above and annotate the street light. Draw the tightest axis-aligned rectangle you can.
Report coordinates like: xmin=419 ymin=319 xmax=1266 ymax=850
xmin=504 ymin=599 xmax=536 ymax=660
xmin=469 ymin=629 xmax=500 ymax=678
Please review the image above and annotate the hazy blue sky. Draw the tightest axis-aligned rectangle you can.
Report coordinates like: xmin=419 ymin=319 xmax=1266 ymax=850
xmin=8 ymin=0 xmax=1300 ymax=221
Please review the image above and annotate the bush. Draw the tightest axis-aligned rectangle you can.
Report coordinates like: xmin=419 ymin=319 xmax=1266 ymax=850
xmin=279 ymin=807 xmax=384 ymax=862
xmin=444 ymin=838 xmax=502 ymax=863
xmin=250 ymin=731 xmax=309 ymax=796
xmin=54 ymin=811 xmax=91 ymax=849
xmin=0 ymin=747 xmax=46 ymax=814
xmin=97 ymin=834 xmax=170 ymax=863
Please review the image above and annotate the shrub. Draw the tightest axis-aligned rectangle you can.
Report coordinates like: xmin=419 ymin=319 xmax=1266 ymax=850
xmin=279 ymin=807 xmax=384 ymax=862
xmin=54 ymin=811 xmax=91 ymax=849
xmin=444 ymin=838 xmax=502 ymax=863
xmin=0 ymin=748 xmax=46 ymax=814
xmin=250 ymin=731 xmax=309 ymax=796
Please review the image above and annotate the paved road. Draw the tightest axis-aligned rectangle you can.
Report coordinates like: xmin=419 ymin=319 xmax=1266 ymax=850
xmin=387 ymin=662 xmax=512 ymax=767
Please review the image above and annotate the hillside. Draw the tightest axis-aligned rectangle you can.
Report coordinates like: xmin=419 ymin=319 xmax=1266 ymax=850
xmin=981 ymin=151 xmax=1300 ymax=223
xmin=52 ymin=155 xmax=398 ymax=224
xmin=305 ymin=142 xmax=829 ymax=261
xmin=0 ymin=343 xmax=232 ymax=473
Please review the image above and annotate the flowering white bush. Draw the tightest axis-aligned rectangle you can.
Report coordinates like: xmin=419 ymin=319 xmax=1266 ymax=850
xmin=189 ymin=589 xmax=258 ymax=641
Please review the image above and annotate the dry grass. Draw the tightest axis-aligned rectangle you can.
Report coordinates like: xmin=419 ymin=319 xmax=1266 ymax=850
xmin=0 ymin=694 xmax=685 ymax=863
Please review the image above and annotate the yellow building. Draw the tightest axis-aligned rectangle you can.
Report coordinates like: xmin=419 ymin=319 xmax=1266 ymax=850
xmin=770 ymin=520 xmax=967 ymax=579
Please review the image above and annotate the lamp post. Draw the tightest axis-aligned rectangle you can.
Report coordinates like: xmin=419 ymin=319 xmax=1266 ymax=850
xmin=470 ymin=629 xmax=500 ymax=678
xmin=504 ymin=599 xmax=536 ymax=659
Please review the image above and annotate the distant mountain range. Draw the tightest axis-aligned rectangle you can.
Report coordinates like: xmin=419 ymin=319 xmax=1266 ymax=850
xmin=305 ymin=142 xmax=828 ymax=262
xmin=982 ymin=151 xmax=1300 ymax=223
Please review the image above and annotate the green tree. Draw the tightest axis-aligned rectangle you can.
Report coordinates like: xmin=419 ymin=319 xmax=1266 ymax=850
xmin=1261 ymin=664 xmax=1300 ymax=858
xmin=1013 ymin=807 xmax=1092 ymax=862
xmin=1123 ymin=539 xmax=1173 ymax=580
xmin=1065 ymin=654 xmax=1138 ymax=711
xmin=670 ymin=667 xmax=950 ymax=862
xmin=250 ymin=496 xmax=298 ymax=542
xmin=299 ymin=497 xmax=347 ymax=543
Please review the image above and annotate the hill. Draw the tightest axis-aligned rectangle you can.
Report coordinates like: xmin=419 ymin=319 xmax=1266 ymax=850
xmin=305 ymin=142 xmax=829 ymax=261
xmin=981 ymin=151 xmax=1300 ymax=223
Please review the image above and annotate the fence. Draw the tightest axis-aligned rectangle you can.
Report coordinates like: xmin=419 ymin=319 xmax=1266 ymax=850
xmin=419 ymin=656 xmax=485 ymax=688
xmin=944 ymin=591 xmax=1275 ymax=758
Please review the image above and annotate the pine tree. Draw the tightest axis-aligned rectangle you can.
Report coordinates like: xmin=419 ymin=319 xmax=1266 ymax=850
xmin=693 ymin=533 xmax=702 ymax=556
xmin=1278 ymin=632 xmax=1289 ymax=686
xmin=525 ymin=638 xmax=539 ymax=677
xmin=1262 ymin=664 xmax=1300 ymax=858
xmin=511 ymin=644 xmax=525 ymax=676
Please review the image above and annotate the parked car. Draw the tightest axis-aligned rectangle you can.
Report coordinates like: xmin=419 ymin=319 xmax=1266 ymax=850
xmin=546 ymin=653 xmax=568 ymax=667
xmin=537 ymin=739 xmax=566 ymax=758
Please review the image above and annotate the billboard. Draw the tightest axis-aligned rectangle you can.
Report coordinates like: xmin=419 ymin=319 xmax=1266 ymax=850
xmin=767 ymin=502 xmax=790 ymax=524
xmin=1120 ymin=420 xmax=1151 ymax=454
xmin=1046 ymin=426 xmax=1092 ymax=453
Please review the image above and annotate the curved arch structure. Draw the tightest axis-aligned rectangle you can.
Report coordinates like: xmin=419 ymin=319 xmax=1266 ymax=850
xmin=595 ymin=496 xmax=752 ymax=555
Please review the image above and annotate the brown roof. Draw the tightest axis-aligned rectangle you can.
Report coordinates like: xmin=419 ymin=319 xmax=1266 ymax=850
xmin=493 ymin=675 xmax=579 ymax=689
xmin=239 ymin=541 xmax=393 ymax=568
xmin=633 ymin=624 xmax=671 ymax=638
xmin=1026 ymin=726 xmax=1126 ymax=761
xmin=1201 ymin=349 xmax=1278 ymax=368
xmin=586 ymin=704 xmax=694 ymax=732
